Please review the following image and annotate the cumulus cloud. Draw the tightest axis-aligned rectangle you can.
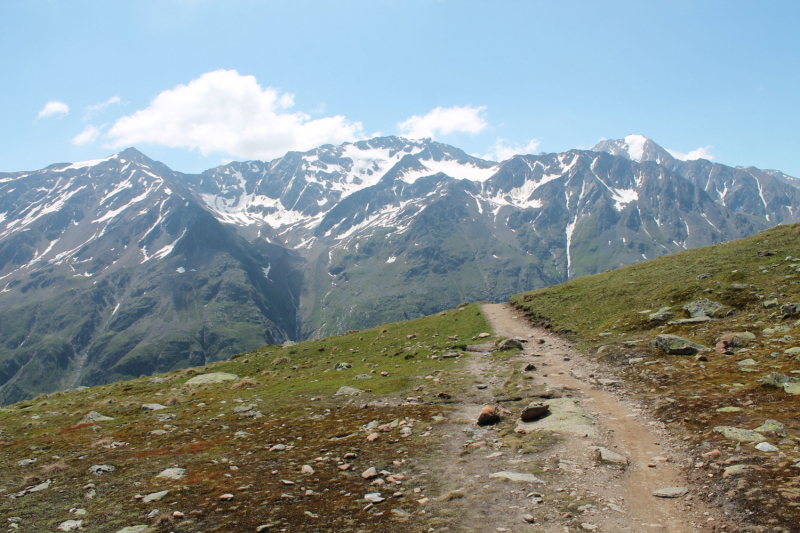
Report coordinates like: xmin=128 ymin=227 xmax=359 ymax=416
xmin=483 ymin=138 xmax=541 ymax=161
xmin=105 ymin=70 xmax=364 ymax=160
xmin=84 ymin=96 xmax=121 ymax=119
xmin=398 ymin=105 xmax=487 ymax=139
xmin=665 ymin=145 xmax=715 ymax=161
xmin=36 ymin=101 xmax=69 ymax=120
xmin=72 ymin=125 xmax=101 ymax=146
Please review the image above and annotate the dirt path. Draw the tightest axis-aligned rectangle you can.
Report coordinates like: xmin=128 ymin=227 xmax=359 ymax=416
xmin=428 ymin=303 xmax=729 ymax=533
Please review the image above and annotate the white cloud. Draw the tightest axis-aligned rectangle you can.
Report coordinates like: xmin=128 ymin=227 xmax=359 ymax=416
xmin=72 ymin=124 xmax=101 ymax=146
xmin=36 ymin=101 xmax=69 ymax=120
xmin=105 ymin=69 xmax=364 ymax=160
xmin=483 ymin=138 xmax=541 ymax=161
xmin=398 ymin=105 xmax=487 ymax=139
xmin=84 ymin=96 xmax=121 ymax=119
xmin=665 ymin=145 xmax=715 ymax=161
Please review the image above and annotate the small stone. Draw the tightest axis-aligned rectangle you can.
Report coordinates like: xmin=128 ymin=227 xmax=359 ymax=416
xmin=142 ymin=490 xmax=169 ymax=503
xmin=16 ymin=458 xmax=36 ymax=466
xmin=115 ymin=527 xmax=151 ymax=533
xmin=58 ymin=520 xmax=83 ymax=531
xmin=496 ymin=339 xmax=524 ymax=351
xmin=219 ymin=493 xmax=234 ymax=501
xmin=722 ymin=464 xmax=751 ymax=478
xmin=88 ymin=464 xmax=115 ymax=476
xmin=334 ymin=386 xmax=363 ymax=396
xmin=520 ymin=402 xmax=550 ymax=422
xmin=595 ymin=447 xmax=628 ymax=465
xmin=755 ymin=419 xmax=786 ymax=433
xmin=148 ymin=376 xmax=165 ymax=384
xmin=755 ymin=442 xmax=779 ymax=452
xmin=522 ymin=514 xmax=535 ymax=524
xmin=366 ymin=433 xmax=380 ymax=442
xmin=649 ymin=334 xmax=709 ymax=355
xmin=269 ymin=444 xmax=286 ymax=451
xmin=714 ymin=426 xmax=766 ymax=443
xmin=764 ymin=299 xmax=779 ymax=309
xmin=301 ymin=465 xmax=315 ymax=475
xmin=361 ymin=467 xmax=378 ymax=479
xmin=364 ymin=493 xmax=385 ymax=503
xmin=334 ymin=362 xmax=352 ymax=370
xmin=479 ymin=332 xmax=491 ymax=338
xmin=156 ymin=467 xmax=185 ymax=480
xmin=652 ymin=487 xmax=688 ymax=498
xmin=716 ymin=406 xmax=742 ymax=412
xmin=648 ymin=307 xmax=674 ymax=321
xmin=172 ymin=511 xmax=184 ymax=518
xmin=581 ymin=523 xmax=599 ymax=531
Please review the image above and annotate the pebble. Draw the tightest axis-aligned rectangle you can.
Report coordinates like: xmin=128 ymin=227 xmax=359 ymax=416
xmin=361 ymin=467 xmax=378 ymax=479
xmin=219 ymin=493 xmax=234 ymax=501
xmin=755 ymin=442 xmax=779 ymax=452
xmin=301 ymin=465 xmax=315 ymax=475
xmin=652 ymin=487 xmax=688 ymax=498
xmin=364 ymin=493 xmax=385 ymax=503
xmin=142 ymin=490 xmax=169 ymax=503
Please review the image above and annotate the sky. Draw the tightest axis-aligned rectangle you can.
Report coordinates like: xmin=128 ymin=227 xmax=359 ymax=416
xmin=2 ymin=0 xmax=799 ymax=176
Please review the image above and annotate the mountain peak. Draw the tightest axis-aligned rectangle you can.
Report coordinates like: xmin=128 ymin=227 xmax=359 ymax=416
xmin=591 ymin=134 xmax=677 ymax=166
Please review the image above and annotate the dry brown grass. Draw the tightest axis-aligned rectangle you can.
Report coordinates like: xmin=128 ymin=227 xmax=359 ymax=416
xmin=272 ymin=356 xmax=291 ymax=365
xmin=184 ymin=368 xmax=198 ymax=376
xmin=40 ymin=461 xmax=68 ymax=474
xmin=231 ymin=378 xmax=257 ymax=390
xmin=164 ymin=396 xmax=181 ymax=406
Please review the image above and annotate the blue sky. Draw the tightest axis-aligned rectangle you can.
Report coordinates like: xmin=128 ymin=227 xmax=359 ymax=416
xmin=2 ymin=0 xmax=799 ymax=175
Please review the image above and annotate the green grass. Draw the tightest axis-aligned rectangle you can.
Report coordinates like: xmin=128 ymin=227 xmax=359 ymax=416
xmin=0 ymin=303 xmax=492 ymax=533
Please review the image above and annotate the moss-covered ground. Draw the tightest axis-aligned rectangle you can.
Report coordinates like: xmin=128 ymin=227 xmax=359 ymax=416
xmin=0 ymin=304 xmax=491 ymax=532
xmin=511 ymin=222 xmax=800 ymax=532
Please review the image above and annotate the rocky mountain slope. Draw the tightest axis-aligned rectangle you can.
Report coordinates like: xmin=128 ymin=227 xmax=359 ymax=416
xmin=0 ymin=135 xmax=795 ymax=401
xmin=0 ymin=149 xmax=299 ymax=404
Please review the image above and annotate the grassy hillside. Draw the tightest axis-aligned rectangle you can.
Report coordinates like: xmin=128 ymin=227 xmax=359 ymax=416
xmin=511 ymin=222 xmax=800 ymax=530
xmin=0 ymin=304 xmax=490 ymax=533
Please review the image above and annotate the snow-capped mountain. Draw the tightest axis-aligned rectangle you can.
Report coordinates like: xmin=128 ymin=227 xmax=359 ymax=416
xmin=0 ymin=134 xmax=793 ymax=403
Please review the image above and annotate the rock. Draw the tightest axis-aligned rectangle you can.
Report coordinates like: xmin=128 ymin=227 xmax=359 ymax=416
xmin=524 ymin=363 xmax=537 ymax=371
xmin=115 ymin=527 xmax=151 ymax=533
xmin=83 ymin=411 xmax=114 ymax=422
xmin=364 ymin=493 xmax=385 ymax=503
xmin=683 ymin=299 xmax=722 ymax=318
xmin=141 ymin=403 xmax=167 ymax=411
xmin=737 ymin=359 xmax=757 ymax=366
xmin=515 ymin=398 xmax=597 ymax=437
xmin=353 ymin=374 xmax=372 ymax=380
xmin=333 ymin=362 xmax=352 ymax=370
xmin=785 ymin=347 xmax=800 ymax=354
xmin=649 ymin=334 xmax=709 ymax=355
xmin=366 ymin=433 xmax=380 ymax=442
xmin=714 ymin=426 xmax=766 ymax=443
xmin=595 ymin=447 xmax=628 ymax=465
xmin=668 ymin=317 xmax=711 ymax=325
xmin=399 ymin=427 xmax=412 ymax=437
xmin=477 ymin=405 xmax=501 ymax=426
xmin=782 ymin=303 xmax=800 ymax=318
xmin=269 ymin=444 xmax=286 ymax=452
xmin=478 ymin=332 xmax=491 ymax=338
xmin=716 ymin=406 xmax=742 ymax=412
xmin=522 ymin=514 xmax=536 ymax=524
xmin=723 ymin=464 xmax=752 ymax=478
xmin=465 ymin=342 xmax=496 ymax=352
xmin=488 ymin=471 xmax=546 ymax=483
xmin=520 ymin=402 xmax=550 ymax=422
xmin=730 ymin=283 xmax=749 ymax=289
xmin=721 ymin=331 xmax=756 ymax=346
xmin=784 ymin=382 xmax=800 ymax=395
xmin=334 ymin=386 xmax=363 ymax=396
xmin=16 ymin=458 xmax=36 ymax=466
xmin=762 ymin=372 xmax=796 ymax=388
xmin=648 ymin=307 xmax=673 ymax=322
xmin=172 ymin=512 xmax=184 ymax=519
xmin=755 ymin=442 xmax=779 ymax=452
xmin=88 ymin=464 xmax=114 ymax=475
xmin=361 ymin=467 xmax=378 ymax=479
xmin=156 ymin=468 xmax=185 ymax=480
xmin=219 ymin=493 xmax=234 ymax=501
xmin=581 ymin=524 xmax=599 ymax=532
xmin=764 ymin=299 xmax=779 ymax=309
xmin=653 ymin=487 xmax=688 ymax=498
xmin=184 ymin=372 xmax=238 ymax=385
xmin=696 ymin=273 xmax=712 ymax=280
xmin=496 ymin=339 xmax=524 ymax=351
xmin=755 ymin=419 xmax=785 ymax=433
xmin=142 ymin=490 xmax=169 ymax=503
xmin=148 ymin=377 xmax=165 ymax=384
xmin=301 ymin=465 xmax=315 ymax=475
xmin=57 ymin=520 xmax=83 ymax=531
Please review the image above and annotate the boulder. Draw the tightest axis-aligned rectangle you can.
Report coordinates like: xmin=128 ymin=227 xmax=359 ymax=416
xmin=764 ymin=299 xmax=779 ymax=309
xmin=648 ymin=307 xmax=673 ymax=322
xmin=156 ymin=468 xmax=185 ymax=480
xmin=520 ymin=402 xmax=550 ymax=422
xmin=515 ymin=398 xmax=597 ymax=438
xmin=477 ymin=405 xmax=501 ymax=426
xmin=683 ymin=299 xmax=722 ymax=318
xmin=781 ymin=303 xmax=800 ymax=318
xmin=142 ymin=490 xmax=169 ymax=503
xmin=649 ymin=334 xmax=710 ymax=355
xmin=755 ymin=442 xmax=779 ymax=452
xmin=595 ymin=447 xmax=628 ymax=465
xmin=714 ymin=426 xmax=766 ymax=443
xmin=83 ymin=411 xmax=114 ymax=422
xmin=496 ymin=339 xmax=524 ymax=351
xmin=762 ymin=372 xmax=798 ymax=389
xmin=184 ymin=372 xmax=238 ymax=385
xmin=334 ymin=386 xmax=363 ymax=396
xmin=755 ymin=419 xmax=786 ymax=433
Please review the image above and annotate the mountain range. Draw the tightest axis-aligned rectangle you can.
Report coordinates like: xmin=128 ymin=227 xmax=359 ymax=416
xmin=0 ymin=134 xmax=796 ymax=403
